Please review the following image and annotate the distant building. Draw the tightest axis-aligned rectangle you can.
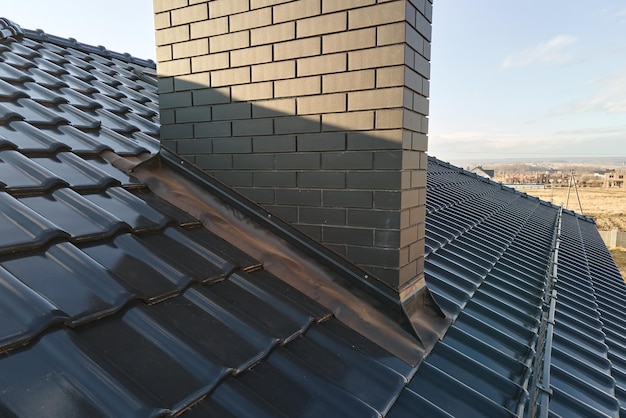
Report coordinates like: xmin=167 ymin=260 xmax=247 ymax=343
xmin=604 ymin=171 xmax=625 ymax=188
xmin=470 ymin=166 xmax=495 ymax=180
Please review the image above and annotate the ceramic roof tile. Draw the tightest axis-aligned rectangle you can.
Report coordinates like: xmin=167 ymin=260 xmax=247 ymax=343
xmin=0 ymin=149 xmax=66 ymax=192
xmin=0 ymin=121 xmax=70 ymax=154
xmin=18 ymin=187 xmax=127 ymax=242
xmin=1 ymin=242 xmax=134 ymax=324
xmin=0 ymin=18 xmax=625 ymax=418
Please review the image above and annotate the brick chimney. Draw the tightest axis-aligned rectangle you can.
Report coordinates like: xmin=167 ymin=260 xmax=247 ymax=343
xmin=154 ymin=0 xmax=432 ymax=296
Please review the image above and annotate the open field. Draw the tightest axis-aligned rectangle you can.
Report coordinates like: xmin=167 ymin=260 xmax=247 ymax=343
xmin=525 ymin=187 xmax=626 ymax=231
xmin=525 ymin=187 xmax=626 ymax=280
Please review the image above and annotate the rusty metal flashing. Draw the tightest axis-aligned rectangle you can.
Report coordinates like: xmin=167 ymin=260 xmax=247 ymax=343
xmin=114 ymin=149 xmax=450 ymax=364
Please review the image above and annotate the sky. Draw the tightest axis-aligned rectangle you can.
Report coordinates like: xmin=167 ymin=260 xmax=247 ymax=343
xmin=430 ymin=1 xmax=626 ymax=164
xmin=2 ymin=1 xmax=626 ymax=165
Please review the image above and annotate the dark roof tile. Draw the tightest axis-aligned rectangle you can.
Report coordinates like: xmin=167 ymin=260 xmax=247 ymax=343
xmin=0 ymin=62 xmax=33 ymax=83
xmin=30 ymin=152 xmax=119 ymax=191
xmin=23 ymin=82 xmax=68 ymax=106
xmin=1 ymin=242 xmax=134 ymax=324
xmin=18 ymin=187 xmax=127 ymax=242
xmin=0 ymin=191 xmax=67 ymax=254
xmin=0 ymin=78 xmax=28 ymax=100
xmin=0 ymin=121 xmax=69 ymax=154
xmin=0 ymin=149 xmax=66 ymax=192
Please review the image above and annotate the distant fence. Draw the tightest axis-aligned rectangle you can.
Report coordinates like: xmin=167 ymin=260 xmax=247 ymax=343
xmin=599 ymin=230 xmax=626 ymax=248
xmin=504 ymin=184 xmax=547 ymax=190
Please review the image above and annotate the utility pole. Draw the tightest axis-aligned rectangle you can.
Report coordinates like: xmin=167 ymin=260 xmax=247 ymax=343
xmin=565 ymin=170 xmax=584 ymax=214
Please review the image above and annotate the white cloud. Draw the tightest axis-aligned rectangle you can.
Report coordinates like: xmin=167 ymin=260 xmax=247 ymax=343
xmin=557 ymin=67 xmax=626 ymax=114
xmin=501 ymin=35 xmax=578 ymax=69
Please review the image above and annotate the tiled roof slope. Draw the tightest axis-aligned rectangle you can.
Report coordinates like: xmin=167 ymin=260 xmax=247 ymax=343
xmin=418 ymin=159 xmax=626 ymax=417
xmin=0 ymin=18 xmax=624 ymax=418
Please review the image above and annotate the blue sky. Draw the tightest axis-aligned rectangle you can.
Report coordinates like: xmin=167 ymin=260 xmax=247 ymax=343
xmin=430 ymin=1 xmax=626 ymax=163
xmin=3 ymin=1 xmax=626 ymax=164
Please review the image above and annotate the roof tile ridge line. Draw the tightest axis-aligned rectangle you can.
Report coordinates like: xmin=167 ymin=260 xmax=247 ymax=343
xmin=526 ymin=206 xmax=562 ymax=418
xmin=20 ymin=27 xmax=156 ymax=69
xmin=0 ymin=18 xmax=24 ymax=42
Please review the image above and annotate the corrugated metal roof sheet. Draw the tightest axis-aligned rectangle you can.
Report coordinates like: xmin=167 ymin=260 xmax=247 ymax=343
xmin=0 ymin=17 xmax=624 ymax=417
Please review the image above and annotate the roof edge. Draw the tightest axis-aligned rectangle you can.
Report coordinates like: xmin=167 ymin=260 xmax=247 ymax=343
xmin=23 ymin=28 xmax=156 ymax=68
xmin=0 ymin=18 xmax=23 ymax=41
xmin=0 ymin=17 xmax=155 ymax=68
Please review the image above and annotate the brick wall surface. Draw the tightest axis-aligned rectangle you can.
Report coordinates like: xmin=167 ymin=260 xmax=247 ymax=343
xmin=155 ymin=0 xmax=433 ymax=291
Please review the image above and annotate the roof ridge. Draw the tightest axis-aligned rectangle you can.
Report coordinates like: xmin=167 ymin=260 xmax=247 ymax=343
xmin=0 ymin=17 xmax=155 ymax=69
xmin=0 ymin=18 xmax=23 ymax=41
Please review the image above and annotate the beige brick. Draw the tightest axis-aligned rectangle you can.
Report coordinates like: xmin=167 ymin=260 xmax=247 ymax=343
xmin=156 ymin=45 xmax=172 ymax=62
xmin=231 ymin=45 xmax=273 ymax=67
xmin=376 ymin=66 xmax=404 ymax=87
xmin=230 ymin=8 xmax=272 ymax=32
xmin=348 ymin=44 xmax=408 ymax=70
xmin=157 ymin=59 xmax=191 ymax=76
xmin=274 ymin=76 xmax=321 ymax=97
xmin=273 ymin=0 xmax=321 ymax=23
xmin=155 ymin=26 xmax=190 ymax=46
xmin=154 ymin=0 xmax=187 ymax=13
xmin=252 ymin=98 xmax=296 ymax=117
xmin=251 ymin=0 xmax=291 ymax=8
xmin=297 ymin=53 xmax=346 ymax=77
xmin=209 ymin=0 xmax=249 ymax=18
xmin=404 ymin=108 xmax=422 ymax=132
xmin=348 ymin=1 xmax=407 ymax=29
xmin=377 ymin=22 xmax=405 ymax=46
xmin=175 ymin=72 xmax=211 ymax=90
xmin=189 ymin=0 xmax=207 ymax=4
xmin=348 ymin=87 xmax=405 ymax=111
xmin=210 ymin=31 xmax=250 ymax=53
xmin=412 ymin=132 xmax=427 ymax=151
xmin=154 ymin=12 xmax=170 ymax=30
xmin=322 ymin=111 xmax=374 ymax=131
xmin=252 ymin=61 xmax=295 ymax=82
xmin=297 ymin=93 xmax=346 ymax=115
xmin=231 ymin=82 xmax=274 ymax=101
xmin=322 ymin=70 xmax=375 ymax=93
xmin=251 ymin=22 xmax=295 ymax=45
xmin=402 ymin=150 xmax=421 ymax=170
xmin=322 ymin=0 xmax=375 ymax=13
xmin=375 ymin=108 xmax=403 ymax=129
xmin=190 ymin=17 xmax=229 ymax=39
xmin=171 ymin=4 xmax=209 ymax=26
xmin=274 ymin=37 xmax=321 ymax=60
xmin=191 ymin=52 xmax=229 ymax=72
xmin=297 ymin=12 xmax=347 ymax=38
xmin=211 ymin=67 xmax=251 ymax=87
xmin=173 ymin=38 xmax=209 ymax=59
xmin=413 ymin=93 xmax=429 ymax=115
xmin=322 ymin=28 xmax=375 ymax=54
